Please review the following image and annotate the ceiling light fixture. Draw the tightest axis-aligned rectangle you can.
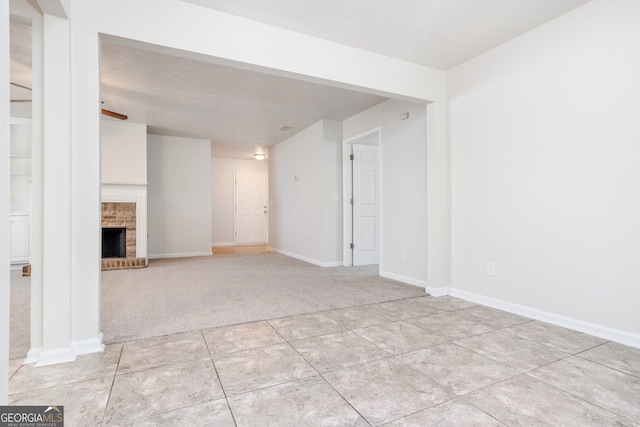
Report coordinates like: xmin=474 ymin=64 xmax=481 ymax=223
xmin=254 ymin=153 xmax=266 ymax=161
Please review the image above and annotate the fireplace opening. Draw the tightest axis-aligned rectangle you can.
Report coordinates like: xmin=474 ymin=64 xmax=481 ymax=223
xmin=102 ymin=227 xmax=126 ymax=258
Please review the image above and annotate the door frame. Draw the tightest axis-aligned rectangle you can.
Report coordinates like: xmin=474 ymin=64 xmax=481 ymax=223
xmin=342 ymin=127 xmax=382 ymax=267
xmin=233 ymin=170 xmax=269 ymax=244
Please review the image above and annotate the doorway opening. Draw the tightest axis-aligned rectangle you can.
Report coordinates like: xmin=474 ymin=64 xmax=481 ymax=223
xmin=342 ymin=128 xmax=380 ymax=267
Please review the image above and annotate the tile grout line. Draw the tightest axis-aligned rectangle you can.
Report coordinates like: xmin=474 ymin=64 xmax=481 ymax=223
xmin=100 ymin=343 xmax=124 ymax=426
xmin=269 ymin=315 xmax=376 ymax=425
xmin=201 ymin=329 xmax=239 ymax=427
xmin=520 ymin=368 xmax=639 ymax=424
xmin=570 ymin=342 xmax=640 ymax=380
xmin=274 ymin=303 xmax=462 ymax=426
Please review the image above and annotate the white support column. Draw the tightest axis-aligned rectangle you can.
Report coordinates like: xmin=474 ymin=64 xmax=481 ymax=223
xmin=25 ymin=7 xmax=45 ymax=365
xmin=69 ymin=3 xmax=103 ymax=354
xmin=8 ymin=0 xmax=46 ymax=367
xmin=0 ymin=0 xmax=11 ymax=406
xmin=37 ymin=12 xmax=75 ymax=367
xmin=425 ymin=101 xmax=452 ymax=295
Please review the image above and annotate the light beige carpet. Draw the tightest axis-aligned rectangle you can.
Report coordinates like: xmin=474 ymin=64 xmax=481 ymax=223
xmin=9 ymin=270 xmax=30 ymax=359
xmin=101 ymin=253 xmax=425 ymax=344
xmin=10 ymin=252 xmax=425 ymax=358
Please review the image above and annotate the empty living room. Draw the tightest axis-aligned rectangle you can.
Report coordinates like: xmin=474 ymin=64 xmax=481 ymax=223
xmin=2 ymin=0 xmax=639 ymax=425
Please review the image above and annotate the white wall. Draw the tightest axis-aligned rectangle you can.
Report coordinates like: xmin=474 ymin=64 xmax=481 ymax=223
xmin=211 ymin=157 xmax=267 ymax=245
xmin=147 ymin=134 xmax=212 ymax=258
xmin=1 ymin=0 xmax=11 ymax=405
xmin=322 ymin=122 xmax=343 ymax=263
xmin=269 ymin=120 xmax=343 ymax=266
xmin=101 ymin=119 xmax=147 ymax=184
xmin=343 ymin=99 xmax=428 ymax=288
xmin=448 ymin=0 xmax=640 ymax=345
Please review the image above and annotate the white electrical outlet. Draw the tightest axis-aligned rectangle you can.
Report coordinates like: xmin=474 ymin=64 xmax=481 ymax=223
xmin=486 ymin=262 xmax=495 ymax=276
xmin=401 ymin=249 xmax=407 ymax=260
xmin=174 ymin=236 xmax=180 ymax=243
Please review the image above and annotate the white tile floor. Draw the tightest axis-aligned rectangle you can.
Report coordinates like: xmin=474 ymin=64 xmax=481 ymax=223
xmin=8 ymin=295 xmax=640 ymax=426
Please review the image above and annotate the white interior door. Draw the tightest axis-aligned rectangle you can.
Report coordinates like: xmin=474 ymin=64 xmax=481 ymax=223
xmin=352 ymin=144 xmax=379 ymax=265
xmin=235 ymin=171 xmax=268 ymax=244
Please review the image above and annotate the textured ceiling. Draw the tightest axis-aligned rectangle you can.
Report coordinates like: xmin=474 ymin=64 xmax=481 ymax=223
xmin=100 ymin=42 xmax=387 ymax=159
xmin=183 ymin=0 xmax=591 ymax=70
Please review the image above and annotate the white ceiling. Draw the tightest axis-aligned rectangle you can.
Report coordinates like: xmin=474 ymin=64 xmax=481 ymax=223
xmin=183 ymin=0 xmax=591 ymax=70
xmin=11 ymin=0 xmax=592 ymax=159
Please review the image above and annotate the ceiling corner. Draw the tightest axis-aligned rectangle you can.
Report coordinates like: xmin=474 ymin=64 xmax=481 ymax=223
xmin=36 ymin=0 xmax=69 ymax=18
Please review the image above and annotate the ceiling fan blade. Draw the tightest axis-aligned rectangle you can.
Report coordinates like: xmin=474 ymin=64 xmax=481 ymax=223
xmin=101 ymin=108 xmax=128 ymax=120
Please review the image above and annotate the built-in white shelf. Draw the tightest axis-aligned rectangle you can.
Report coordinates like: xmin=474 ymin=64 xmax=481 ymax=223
xmin=10 ymin=118 xmax=32 ymax=264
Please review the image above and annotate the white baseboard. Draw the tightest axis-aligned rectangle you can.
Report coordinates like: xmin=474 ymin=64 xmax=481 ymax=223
xmin=212 ymin=242 xmax=269 ymax=247
xmin=361 ymin=269 xmax=444 ymax=296
xmin=23 ymin=347 xmax=42 ymax=365
xmin=323 ymin=261 xmax=344 ymax=267
xmin=449 ymin=288 xmax=640 ymax=349
xmin=424 ymin=286 xmax=450 ymax=297
xmin=379 ymin=270 xmax=427 ymax=291
xmin=22 ymin=335 xmax=104 ymax=366
xmin=72 ymin=333 xmax=105 ymax=356
xmin=34 ymin=347 xmax=76 ymax=367
xmin=148 ymin=251 xmax=212 ymax=260
xmin=269 ymin=247 xmax=342 ymax=268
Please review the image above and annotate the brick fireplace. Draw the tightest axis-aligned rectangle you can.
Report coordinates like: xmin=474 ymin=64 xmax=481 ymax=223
xmin=101 ymin=202 xmax=146 ymax=270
